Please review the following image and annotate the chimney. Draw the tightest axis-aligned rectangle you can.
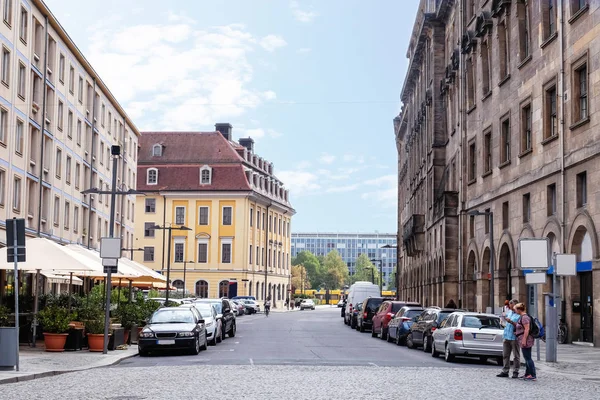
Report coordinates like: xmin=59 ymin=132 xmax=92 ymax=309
xmin=239 ymin=137 xmax=255 ymax=153
xmin=215 ymin=123 xmax=233 ymax=141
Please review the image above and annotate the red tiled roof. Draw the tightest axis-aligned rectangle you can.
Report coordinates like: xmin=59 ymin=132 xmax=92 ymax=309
xmin=138 ymin=131 xmax=244 ymax=164
xmin=137 ymin=164 xmax=251 ymax=192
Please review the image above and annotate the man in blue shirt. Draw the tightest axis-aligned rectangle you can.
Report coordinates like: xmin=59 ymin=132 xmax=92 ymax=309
xmin=497 ymin=299 xmax=520 ymax=378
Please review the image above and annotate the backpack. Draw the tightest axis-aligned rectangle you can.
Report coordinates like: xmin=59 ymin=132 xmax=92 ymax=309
xmin=522 ymin=314 xmax=543 ymax=339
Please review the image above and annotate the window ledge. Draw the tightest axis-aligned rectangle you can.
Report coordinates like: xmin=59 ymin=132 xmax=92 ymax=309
xmin=541 ymin=134 xmax=559 ymax=146
xmin=518 ymin=148 xmax=533 ymax=158
xmin=541 ymin=32 xmax=558 ymax=49
xmin=482 ymin=91 xmax=492 ymax=102
xmin=467 ymin=105 xmax=477 ymax=115
xmin=569 ymin=4 xmax=589 ymax=24
xmin=482 ymin=170 xmax=492 ymax=179
xmin=498 ymin=74 xmax=511 ymax=87
xmin=467 ymin=178 xmax=477 ymax=186
xmin=518 ymin=55 xmax=532 ymax=69
xmin=499 ymin=160 xmax=511 ymax=169
xmin=569 ymin=117 xmax=590 ymax=131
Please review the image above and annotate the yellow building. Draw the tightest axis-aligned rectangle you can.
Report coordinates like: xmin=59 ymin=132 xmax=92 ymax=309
xmin=134 ymin=124 xmax=295 ymax=309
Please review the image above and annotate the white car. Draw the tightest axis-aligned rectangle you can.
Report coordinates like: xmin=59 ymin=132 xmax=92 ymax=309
xmin=243 ymin=300 xmax=260 ymax=314
xmin=300 ymin=299 xmax=315 ymax=310
xmin=184 ymin=303 xmax=222 ymax=346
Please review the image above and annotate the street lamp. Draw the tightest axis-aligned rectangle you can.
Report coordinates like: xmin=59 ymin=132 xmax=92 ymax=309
xmin=469 ymin=210 xmax=495 ymax=313
xmin=152 ymin=224 xmax=192 ymax=304
xmin=370 ymin=259 xmax=383 ymax=296
xmin=175 ymin=260 xmax=194 ymax=297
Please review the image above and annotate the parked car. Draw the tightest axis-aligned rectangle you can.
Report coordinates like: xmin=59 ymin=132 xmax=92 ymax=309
xmin=195 ymin=298 xmax=236 ymax=340
xmin=231 ymin=300 xmax=246 ymax=316
xmin=184 ymin=303 xmax=221 ymax=346
xmin=138 ymin=307 xmax=208 ymax=356
xmin=357 ymin=297 xmax=385 ymax=332
xmin=431 ymin=312 xmax=504 ymax=364
xmin=407 ymin=307 xmax=462 ymax=352
xmin=243 ymin=299 xmax=260 ymax=314
xmin=232 ymin=296 xmax=257 ymax=302
xmin=372 ymin=301 xmax=417 ymax=340
xmin=388 ymin=306 xmax=425 ymax=345
xmin=350 ymin=302 xmax=363 ymax=329
xmin=300 ymin=299 xmax=315 ymax=310
xmin=344 ymin=282 xmax=380 ymax=325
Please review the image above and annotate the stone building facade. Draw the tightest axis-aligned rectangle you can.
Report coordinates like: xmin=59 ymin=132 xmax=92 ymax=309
xmin=395 ymin=0 xmax=600 ymax=346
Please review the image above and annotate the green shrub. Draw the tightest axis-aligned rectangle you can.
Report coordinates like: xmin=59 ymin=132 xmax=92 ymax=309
xmin=38 ymin=305 xmax=73 ymax=334
xmin=0 ymin=304 xmax=10 ymax=327
xmin=115 ymin=302 xmax=141 ymax=330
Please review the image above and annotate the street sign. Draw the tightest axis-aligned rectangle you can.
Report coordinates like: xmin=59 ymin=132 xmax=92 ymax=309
xmin=6 ymin=218 xmax=25 ymax=263
xmin=100 ymin=237 xmax=122 ymax=259
xmin=556 ymin=254 xmax=576 ymax=276
xmin=102 ymin=258 xmax=118 ymax=274
xmin=525 ymin=272 xmax=547 ymax=285
xmin=518 ymin=238 xmax=549 ymax=270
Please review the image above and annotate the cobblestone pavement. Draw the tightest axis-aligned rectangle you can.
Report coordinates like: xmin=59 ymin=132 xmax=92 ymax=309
xmin=2 ymin=365 xmax=599 ymax=400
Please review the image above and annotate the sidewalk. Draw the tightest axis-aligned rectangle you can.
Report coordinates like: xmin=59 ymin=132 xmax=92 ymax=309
xmin=522 ymin=342 xmax=600 ymax=381
xmin=0 ymin=344 xmax=138 ymax=385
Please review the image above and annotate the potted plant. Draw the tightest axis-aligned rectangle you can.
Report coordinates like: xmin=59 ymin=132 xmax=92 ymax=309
xmin=37 ymin=305 xmax=72 ymax=352
xmin=115 ymin=302 xmax=140 ymax=344
xmin=85 ymin=312 xmax=110 ymax=352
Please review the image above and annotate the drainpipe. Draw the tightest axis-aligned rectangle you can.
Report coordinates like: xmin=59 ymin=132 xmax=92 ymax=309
xmin=161 ymin=194 xmax=167 ymax=272
xmin=36 ymin=16 xmax=49 ymax=237
xmin=86 ymin=79 xmax=97 ymax=249
xmin=558 ymin=0 xmax=566 ymax=317
xmin=457 ymin=0 xmax=466 ymax=309
xmin=264 ymin=203 xmax=272 ymax=300
xmin=120 ymin=116 xmax=127 ymax=253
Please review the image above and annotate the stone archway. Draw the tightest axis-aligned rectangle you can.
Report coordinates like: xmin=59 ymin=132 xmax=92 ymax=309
xmin=569 ymin=225 xmax=595 ymax=343
xmin=437 ymin=256 xmax=444 ymax=307
xmin=498 ymin=243 xmax=512 ymax=302
xmin=466 ymin=251 xmax=477 ymax=311
xmin=480 ymin=248 xmax=491 ymax=313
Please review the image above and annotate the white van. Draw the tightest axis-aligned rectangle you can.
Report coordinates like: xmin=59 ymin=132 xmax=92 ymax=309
xmin=344 ymin=282 xmax=380 ymax=325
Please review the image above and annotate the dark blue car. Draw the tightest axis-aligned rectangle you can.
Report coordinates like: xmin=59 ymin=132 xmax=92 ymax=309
xmin=387 ymin=306 xmax=424 ymax=345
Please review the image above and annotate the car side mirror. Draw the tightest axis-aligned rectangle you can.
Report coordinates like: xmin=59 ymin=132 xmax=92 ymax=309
xmin=199 ymin=319 xmax=205 ymax=324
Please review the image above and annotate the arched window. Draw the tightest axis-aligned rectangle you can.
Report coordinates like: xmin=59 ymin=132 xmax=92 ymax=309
xmin=256 ymin=282 xmax=260 ymax=300
xmin=219 ymin=280 xmax=229 ymax=298
xmin=200 ymin=165 xmax=212 ymax=185
xmin=172 ymin=279 xmax=184 ymax=291
xmin=152 ymin=144 xmax=162 ymax=157
xmin=147 ymin=168 xmax=158 ymax=185
xmin=195 ymin=280 xmax=208 ymax=298
xmin=249 ymin=281 xmax=253 ymax=297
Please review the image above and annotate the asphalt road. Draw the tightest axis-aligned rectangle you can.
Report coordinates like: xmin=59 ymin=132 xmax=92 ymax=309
xmin=117 ymin=305 xmax=499 ymax=368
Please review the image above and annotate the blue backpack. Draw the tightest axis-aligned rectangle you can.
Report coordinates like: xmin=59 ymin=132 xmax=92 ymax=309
xmin=523 ymin=314 xmax=544 ymax=339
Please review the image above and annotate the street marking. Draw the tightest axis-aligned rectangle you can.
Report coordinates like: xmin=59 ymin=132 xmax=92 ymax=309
xmin=230 ymin=349 xmax=235 ymax=351
xmin=249 ymin=358 xmax=254 ymax=366
xmin=368 ymin=362 xmax=379 ymax=367
xmin=235 ymin=342 xmax=240 ymax=344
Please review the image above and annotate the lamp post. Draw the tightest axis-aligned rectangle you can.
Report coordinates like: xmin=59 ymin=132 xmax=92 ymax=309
xmin=469 ymin=210 xmax=495 ymax=313
xmin=176 ymin=260 xmax=194 ymax=297
xmin=81 ymin=145 xmax=144 ymax=354
xmin=152 ymin=224 xmax=192 ymax=304
xmin=370 ymin=259 xmax=383 ymax=296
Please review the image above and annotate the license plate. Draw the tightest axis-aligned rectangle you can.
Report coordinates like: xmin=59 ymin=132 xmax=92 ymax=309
xmin=473 ymin=334 xmax=493 ymax=340
xmin=157 ymin=340 xmax=175 ymax=345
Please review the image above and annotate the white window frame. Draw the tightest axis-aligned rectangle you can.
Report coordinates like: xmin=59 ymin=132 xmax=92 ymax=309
xmin=222 ymin=206 xmax=233 ymax=226
xmin=15 ymin=118 xmax=23 ymax=154
xmin=146 ymin=168 xmax=158 ymax=185
xmin=200 ymin=165 xmax=212 ymax=185
xmin=198 ymin=238 xmax=209 ymax=263
xmin=221 ymin=238 xmax=233 ymax=264
xmin=175 ymin=206 xmax=186 ymax=225
xmin=174 ymin=237 xmax=185 ymax=263
xmin=144 ymin=246 xmax=155 ymax=262
xmin=198 ymin=206 xmax=210 ymax=225
xmin=12 ymin=175 xmax=20 ymax=212
xmin=145 ymin=198 xmax=156 ymax=213
xmin=152 ymin=144 xmax=162 ymax=157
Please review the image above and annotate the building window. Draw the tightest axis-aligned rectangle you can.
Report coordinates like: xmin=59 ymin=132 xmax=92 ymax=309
xmin=577 ymin=171 xmax=587 ymax=207
xmin=500 ymin=117 xmax=511 ymax=164
xmin=250 ymin=208 xmax=253 ymax=227
xmin=174 ymin=242 xmax=184 ymax=263
xmin=101 ymin=103 xmax=105 ymax=126
xmin=468 ymin=141 xmax=476 ymax=182
xmin=571 ymin=0 xmax=587 ymax=15
xmin=498 ymin=21 xmax=509 ymax=80
xmin=544 ymin=83 xmax=558 ymax=139
xmin=17 ymin=62 xmax=25 ymax=99
xmin=53 ymin=196 xmax=60 ymax=226
xmin=195 ymin=280 xmax=208 ymax=298
xmin=199 ymin=206 xmax=209 ymax=225
xmin=19 ymin=6 xmax=27 ymax=42
xmin=547 ymin=183 xmax=557 ymax=216
xmin=222 ymin=206 xmax=232 ymax=225
xmin=200 ymin=165 xmax=212 ymax=185
xmin=146 ymin=168 xmax=158 ymax=185
xmin=484 ymin=208 xmax=490 ymax=234
xmin=15 ymin=119 xmax=23 ymax=155
xmin=3 ymin=0 xmax=12 ymax=26
xmin=175 ymin=206 xmax=185 ymax=225
xmin=55 ymin=148 xmax=62 ymax=178
xmin=65 ymin=156 xmax=71 ymax=184
xmin=522 ymin=193 xmax=531 ymax=223
xmin=57 ymin=101 xmax=64 ymax=130
xmin=69 ymin=66 xmax=74 ymax=93
xmin=76 ymin=119 xmax=82 ymax=146
xmin=144 ymin=246 xmax=155 ymax=262
xmin=466 ymin=0 xmax=475 ymax=21
xmin=249 ymin=245 xmax=253 ymax=264
xmin=74 ymin=162 xmax=80 ymax=189
xmin=198 ymin=242 xmax=208 ymax=263
xmin=0 ymin=108 xmax=6 ymax=144
xmin=521 ymin=103 xmax=532 ymax=153
xmin=573 ymin=63 xmax=588 ymax=123
xmin=73 ymin=206 xmax=78 ymax=233
xmin=144 ymin=222 xmax=155 ymax=238
xmin=222 ymin=242 xmax=232 ymax=263
xmin=152 ymin=144 xmax=162 ymax=157
xmin=544 ymin=0 xmax=557 ymax=39
xmin=481 ymin=40 xmax=491 ymax=95
xmin=502 ymin=202 xmax=509 ymax=229
xmin=59 ymin=54 xmax=65 ymax=83
xmin=67 ymin=110 xmax=73 ymax=139
xmin=469 ymin=215 xmax=475 ymax=239
xmin=518 ymin=1 xmax=531 ymax=61
xmin=466 ymin=56 xmax=476 ymax=109
xmin=78 ymin=76 xmax=83 ymax=103
xmin=483 ymin=130 xmax=492 ymax=174
xmin=145 ymin=198 xmax=156 ymax=213
xmin=218 ymin=281 xmax=229 ymax=298
xmin=64 ymin=201 xmax=70 ymax=229
xmin=2 ymin=47 xmax=10 ymax=85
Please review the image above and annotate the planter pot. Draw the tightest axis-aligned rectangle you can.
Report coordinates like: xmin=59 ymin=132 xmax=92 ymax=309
xmin=0 ymin=327 xmax=18 ymax=367
xmin=87 ymin=333 xmax=111 ymax=352
xmin=123 ymin=329 xmax=130 ymax=345
xmin=43 ymin=333 xmax=68 ymax=352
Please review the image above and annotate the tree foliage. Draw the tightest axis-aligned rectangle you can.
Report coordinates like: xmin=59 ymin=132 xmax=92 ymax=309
xmin=351 ymin=253 xmax=380 ymax=284
xmin=321 ymin=250 xmax=349 ymax=290
xmin=292 ymin=251 xmax=322 ymax=289
xmin=291 ymin=264 xmax=310 ymax=292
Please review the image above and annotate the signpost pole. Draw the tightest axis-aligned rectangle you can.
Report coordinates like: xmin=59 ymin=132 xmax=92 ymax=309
xmin=12 ymin=219 xmax=20 ymax=372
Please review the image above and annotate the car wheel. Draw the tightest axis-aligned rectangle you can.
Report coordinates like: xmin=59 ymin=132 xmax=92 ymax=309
xmin=138 ymin=347 xmax=149 ymax=357
xmin=371 ymin=327 xmax=377 ymax=338
xmin=201 ymin=333 xmax=208 ymax=351
xmin=228 ymin=322 xmax=236 ymax=338
xmin=386 ymin=329 xmax=394 ymax=343
xmin=396 ymin=331 xmax=403 ymax=346
xmin=423 ymin=335 xmax=431 ymax=353
xmin=216 ymin=323 xmax=223 ymax=343
xmin=444 ymin=344 xmax=454 ymax=362
xmin=406 ymin=333 xmax=416 ymax=349
xmin=431 ymin=341 xmax=438 ymax=357
xmin=221 ymin=324 xmax=227 ymax=341
xmin=190 ymin=335 xmax=200 ymax=355
xmin=312 ymin=307 xmax=315 ymax=310
xmin=479 ymin=356 xmax=488 ymax=364
xmin=359 ymin=323 xmax=365 ymax=333
xmin=380 ymin=328 xmax=387 ymax=341
xmin=209 ymin=330 xmax=217 ymax=346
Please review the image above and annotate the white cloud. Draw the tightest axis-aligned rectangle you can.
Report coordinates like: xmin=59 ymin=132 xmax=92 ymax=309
xmin=243 ymin=128 xmax=283 ymax=139
xmin=260 ymin=35 xmax=287 ymax=52
xmin=277 ymin=170 xmax=321 ymax=194
xmin=297 ymin=47 xmax=312 ymax=54
xmin=86 ymin=17 xmax=282 ymax=130
xmin=365 ymin=175 xmax=397 ymax=186
xmin=361 ymin=174 xmax=398 ymax=208
xmin=297 ymin=160 xmax=312 ymax=169
xmin=290 ymin=1 xmax=319 ymax=23
xmin=326 ymin=184 xmax=359 ymax=194
xmin=319 ymin=153 xmax=336 ymax=164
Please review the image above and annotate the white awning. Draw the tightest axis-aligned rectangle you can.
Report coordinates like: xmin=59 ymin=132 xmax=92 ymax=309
xmin=38 ymin=271 xmax=83 ymax=286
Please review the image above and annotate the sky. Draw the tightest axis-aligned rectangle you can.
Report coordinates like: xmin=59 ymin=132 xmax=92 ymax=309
xmin=45 ymin=0 xmax=419 ymax=233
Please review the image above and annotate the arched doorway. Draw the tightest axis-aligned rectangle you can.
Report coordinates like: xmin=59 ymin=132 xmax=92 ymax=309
xmin=498 ymin=244 xmax=512 ymax=302
xmin=480 ymin=248 xmax=491 ymax=313
xmin=218 ymin=280 xmax=229 ymax=298
xmin=195 ymin=280 xmax=208 ymax=298
xmin=172 ymin=279 xmax=184 ymax=295
xmin=466 ymin=251 xmax=477 ymax=311
xmin=571 ymin=226 xmax=594 ymax=343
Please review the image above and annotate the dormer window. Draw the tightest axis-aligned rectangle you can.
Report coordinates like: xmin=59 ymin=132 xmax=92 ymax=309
xmin=147 ymin=168 xmax=158 ymax=185
xmin=200 ymin=165 xmax=212 ymax=185
xmin=152 ymin=144 xmax=163 ymax=157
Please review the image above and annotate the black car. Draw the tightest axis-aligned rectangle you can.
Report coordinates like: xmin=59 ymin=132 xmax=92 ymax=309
xmin=357 ymin=297 xmax=387 ymax=332
xmin=138 ymin=307 xmax=208 ymax=356
xmin=195 ymin=298 xmax=237 ymax=340
xmin=407 ymin=307 xmax=462 ymax=351
xmin=350 ymin=302 xmax=363 ymax=329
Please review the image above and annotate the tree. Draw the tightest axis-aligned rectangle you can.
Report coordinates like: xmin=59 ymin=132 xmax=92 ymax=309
xmin=351 ymin=254 xmax=380 ymax=284
xmin=321 ymin=250 xmax=349 ymax=290
xmin=291 ymin=265 xmax=310 ymax=293
xmin=292 ymin=251 xmax=322 ymax=289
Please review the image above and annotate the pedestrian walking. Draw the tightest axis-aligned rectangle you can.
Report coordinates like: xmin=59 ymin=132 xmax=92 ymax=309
xmin=514 ymin=303 xmax=537 ymax=381
xmin=496 ymin=299 xmax=520 ymax=379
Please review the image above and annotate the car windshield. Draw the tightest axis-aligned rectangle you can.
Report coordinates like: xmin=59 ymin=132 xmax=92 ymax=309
xmin=437 ymin=312 xmax=452 ymax=322
xmin=150 ymin=310 xmax=195 ymax=324
xmin=461 ymin=316 xmax=502 ymax=329
xmin=193 ymin=305 xmax=213 ymax=318
xmin=366 ymin=300 xmax=383 ymax=312
xmin=244 ymin=300 xmax=255 ymax=305
xmin=196 ymin=300 xmax=222 ymax=313
xmin=404 ymin=310 xmax=423 ymax=318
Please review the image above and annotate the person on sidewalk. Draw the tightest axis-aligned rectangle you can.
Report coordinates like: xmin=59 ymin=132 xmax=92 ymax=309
xmin=497 ymin=299 xmax=520 ymax=379
xmin=514 ymin=302 xmax=537 ymax=381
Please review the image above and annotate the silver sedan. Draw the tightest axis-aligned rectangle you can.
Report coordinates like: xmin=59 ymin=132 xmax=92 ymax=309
xmin=431 ymin=312 xmax=504 ymax=364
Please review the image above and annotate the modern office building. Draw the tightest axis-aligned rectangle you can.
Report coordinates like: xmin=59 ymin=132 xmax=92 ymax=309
xmin=135 ymin=124 xmax=294 ymax=309
xmin=291 ymin=233 xmax=397 ymax=288
xmin=0 ymin=1 xmax=139 ymax=296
